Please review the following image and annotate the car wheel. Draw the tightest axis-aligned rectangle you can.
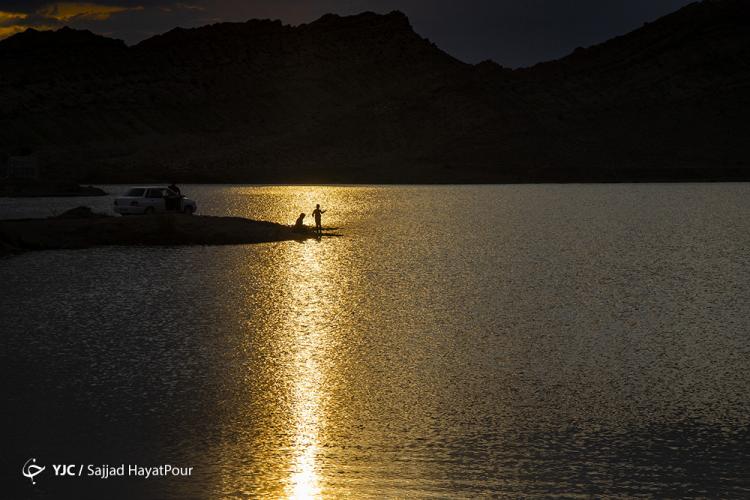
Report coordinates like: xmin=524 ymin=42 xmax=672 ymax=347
xmin=144 ymin=207 xmax=155 ymax=215
xmin=183 ymin=206 xmax=194 ymax=215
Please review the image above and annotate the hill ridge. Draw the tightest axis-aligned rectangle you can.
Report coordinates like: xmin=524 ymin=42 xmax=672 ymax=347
xmin=1 ymin=1 xmax=748 ymax=182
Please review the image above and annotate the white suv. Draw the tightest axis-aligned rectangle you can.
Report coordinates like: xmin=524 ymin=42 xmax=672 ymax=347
xmin=114 ymin=186 xmax=197 ymax=215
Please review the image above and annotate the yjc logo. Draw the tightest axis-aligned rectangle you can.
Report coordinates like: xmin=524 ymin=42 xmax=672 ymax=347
xmin=22 ymin=458 xmax=45 ymax=485
xmin=52 ymin=464 xmax=77 ymax=476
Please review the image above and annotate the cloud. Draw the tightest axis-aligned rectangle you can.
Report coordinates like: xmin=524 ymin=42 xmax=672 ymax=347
xmin=160 ymin=2 xmax=205 ymax=14
xmin=0 ymin=10 xmax=29 ymax=24
xmin=0 ymin=23 xmax=57 ymax=38
xmin=0 ymin=10 xmax=37 ymax=39
xmin=0 ymin=2 xmax=146 ymax=40
xmin=0 ymin=24 xmax=26 ymax=37
xmin=36 ymin=2 xmax=144 ymax=22
xmin=175 ymin=3 xmax=205 ymax=11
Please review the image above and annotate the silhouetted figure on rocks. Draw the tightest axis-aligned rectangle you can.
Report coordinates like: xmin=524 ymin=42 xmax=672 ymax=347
xmin=312 ymin=204 xmax=326 ymax=233
xmin=294 ymin=213 xmax=306 ymax=232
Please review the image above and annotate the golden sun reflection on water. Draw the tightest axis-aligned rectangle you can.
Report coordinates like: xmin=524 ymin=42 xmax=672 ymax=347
xmin=211 ymin=185 xmax=504 ymax=498
xmin=213 ymin=186 xmax=375 ymax=498
xmin=247 ymin=188 xmax=361 ymax=498
xmin=285 ymin=243 xmax=325 ymax=499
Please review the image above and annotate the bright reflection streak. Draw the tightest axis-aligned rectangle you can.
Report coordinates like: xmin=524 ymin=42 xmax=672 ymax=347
xmin=288 ymin=359 xmax=321 ymax=499
xmin=285 ymin=221 xmax=326 ymax=499
xmin=215 ymin=186 xmax=365 ymax=497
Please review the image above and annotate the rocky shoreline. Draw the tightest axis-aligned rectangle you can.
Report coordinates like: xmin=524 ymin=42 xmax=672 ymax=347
xmin=0 ymin=207 xmax=326 ymax=255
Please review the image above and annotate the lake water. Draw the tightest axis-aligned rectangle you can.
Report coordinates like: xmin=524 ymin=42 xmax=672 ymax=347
xmin=2 ymin=185 xmax=750 ymax=498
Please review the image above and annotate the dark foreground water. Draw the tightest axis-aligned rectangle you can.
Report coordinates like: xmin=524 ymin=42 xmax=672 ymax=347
xmin=2 ymin=185 xmax=750 ymax=498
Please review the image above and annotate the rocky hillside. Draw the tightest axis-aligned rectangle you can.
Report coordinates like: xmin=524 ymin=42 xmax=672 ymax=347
xmin=1 ymin=1 xmax=749 ymax=182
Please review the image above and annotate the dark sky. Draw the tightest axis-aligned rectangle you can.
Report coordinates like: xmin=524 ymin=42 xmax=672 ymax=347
xmin=0 ymin=0 xmax=697 ymax=67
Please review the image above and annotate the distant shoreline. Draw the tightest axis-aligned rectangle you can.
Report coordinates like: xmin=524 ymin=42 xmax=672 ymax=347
xmin=59 ymin=165 xmax=750 ymax=186
xmin=0 ymin=179 xmax=106 ymax=198
xmin=3 ymin=176 xmax=750 ymax=199
xmin=67 ymin=175 xmax=750 ymax=186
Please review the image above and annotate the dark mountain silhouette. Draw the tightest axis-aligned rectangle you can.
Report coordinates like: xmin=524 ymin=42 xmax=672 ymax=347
xmin=1 ymin=0 xmax=749 ymax=183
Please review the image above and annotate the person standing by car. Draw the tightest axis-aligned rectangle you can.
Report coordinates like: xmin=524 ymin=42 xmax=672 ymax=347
xmin=167 ymin=183 xmax=181 ymax=211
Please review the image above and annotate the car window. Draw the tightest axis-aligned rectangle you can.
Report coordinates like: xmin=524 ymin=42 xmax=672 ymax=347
xmin=126 ymin=188 xmax=145 ymax=197
xmin=146 ymin=189 xmax=163 ymax=198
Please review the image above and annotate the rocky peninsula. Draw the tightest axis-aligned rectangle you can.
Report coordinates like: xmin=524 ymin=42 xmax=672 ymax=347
xmin=0 ymin=207 xmax=325 ymax=255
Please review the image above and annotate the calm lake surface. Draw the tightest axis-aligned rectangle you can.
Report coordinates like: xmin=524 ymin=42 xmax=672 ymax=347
xmin=2 ymin=185 xmax=750 ymax=498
